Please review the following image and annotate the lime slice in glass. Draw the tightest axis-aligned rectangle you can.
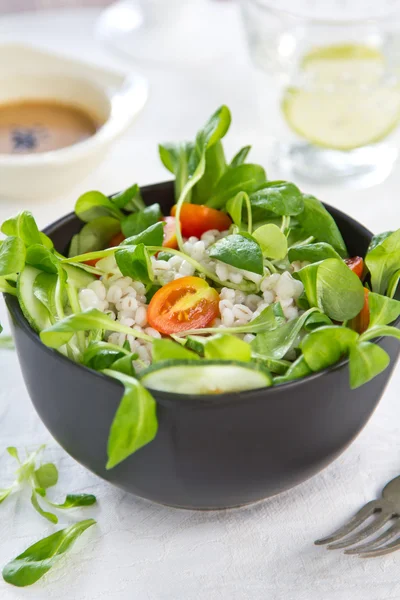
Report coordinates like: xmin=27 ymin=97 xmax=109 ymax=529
xmin=282 ymin=44 xmax=400 ymax=150
xmin=301 ymin=43 xmax=385 ymax=86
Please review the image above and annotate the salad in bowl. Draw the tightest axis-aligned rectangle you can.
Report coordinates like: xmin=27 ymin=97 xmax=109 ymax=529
xmin=1 ymin=106 xmax=400 ymax=475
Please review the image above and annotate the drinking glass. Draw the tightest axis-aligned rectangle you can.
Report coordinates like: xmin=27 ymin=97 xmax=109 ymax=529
xmin=240 ymin=0 xmax=400 ymax=185
xmin=97 ymin=0 xmax=231 ymax=66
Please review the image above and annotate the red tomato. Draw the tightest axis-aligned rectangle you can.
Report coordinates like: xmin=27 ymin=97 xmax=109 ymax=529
xmin=84 ymin=230 xmax=125 ymax=267
xmin=344 ymin=256 xmax=364 ymax=279
xmin=162 ymin=216 xmax=178 ymax=249
xmin=110 ymin=231 xmax=125 ymax=247
xmin=349 ymin=288 xmax=370 ymax=333
xmin=84 ymin=258 xmax=100 ymax=267
xmin=147 ymin=276 xmax=220 ymax=335
xmin=171 ymin=204 xmax=232 ymax=238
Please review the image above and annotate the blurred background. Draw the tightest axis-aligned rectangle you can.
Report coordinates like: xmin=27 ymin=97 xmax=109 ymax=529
xmin=0 ymin=0 xmax=400 ymax=234
xmin=0 ymin=0 xmax=112 ymax=10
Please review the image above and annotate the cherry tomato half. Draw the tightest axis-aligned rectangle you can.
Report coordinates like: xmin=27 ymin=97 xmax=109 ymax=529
xmin=110 ymin=231 xmax=125 ymax=247
xmin=349 ymin=287 xmax=370 ymax=334
xmin=344 ymin=256 xmax=364 ymax=279
xmin=84 ymin=258 xmax=100 ymax=267
xmin=162 ymin=216 xmax=178 ymax=249
xmin=147 ymin=276 xmax=220 ymax=335
xmin=171 ymin=204 xmax=232 ymax=238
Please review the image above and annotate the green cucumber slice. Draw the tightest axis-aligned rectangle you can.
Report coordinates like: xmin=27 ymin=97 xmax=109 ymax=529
xmin=140 ymin=360 xmax=272 ymax=394
xmin=17 ymin=266 xmax=52 ymax=333
xmin=63 ymin=264 xmax=95 ymax=289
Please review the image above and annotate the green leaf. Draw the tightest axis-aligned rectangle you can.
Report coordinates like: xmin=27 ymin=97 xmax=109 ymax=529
xmin=192 ymin=142 xmax=227 ymax=205
xmin=192 ymin=105 xmax=232 ymax=161
xmin=104 ymin=370 xmax=158 ymax=469
xmin=0 ymin=276 xmax=17 ymax=295
xmin=173 ymin=106 xmax=231 ymax=248
xmin=152 ymin=339 xmax=200 ymax=362
xmin=75 ymin=191 xmax=123 ymax=223
xmin=31 ymin=491 xmax=58 ymax=524
xmin=253 ymin=224 xmax=288 ymax=260
xmin=293 ymin=262 xmax=320 ymax=308
xmin=296 ymin=195 xmax=348 ymax=257
xmin=368 ymin=292 xmax=400 ymax=327
xmin=301 ymin=326 xmax=359 ymax=372
xmin=207 ymin=163 xmax=267 ymax=209
xmin=83 ymin=341 xmax=128 ymax=371
xmin=34 ymin=463 xmax=58 ymax=489
xmin=316 ymin=258 xmax=365 ymax=321
xmin=2 ymin=519 xmax=96 ymax=587
xmin=251 ymin=307 xmax=318 ymax=360
xmin=252 ymin=355 xmax=291 ymax=375
xmin=0 ymin=488 xmax=12 ymax=504
xmin=249 ymin=181 xmax=304 ymax=219
xmin=159 ymin=142 xmax=194 ymax=201
xmin=111 ymin=183 xmax=144 ymax=211
xmin=230 ymin=145 xmax=251 ymax=168
xmin=68 ymin=217 xmax=121 ymax=257
xmin=16 ymin=446 xmax=46 ymax=484
xmin=303 ymin=311 xmax=333 ymax=331
xmin=178 ymin=304 xmax=279 ymax=337
xmin=273 ymin=355 xmax=312 ymax=384
xmin=204 ymin=334 xmax=251 ymax=361
xmin=49 ymin=494 xmax=97 ymax=509
xmin=360 ymin=325 xmax=400 ymax=343
xmin=145 ymin=284 xmax=161 ymax=303
xmin=349 ymin=342 xmax=390 ymax=389
xmin=0 ymin=237 xmax=26 ymax=276
xmin=0 ymin=335 xmax=14 ymax=349
xmin=26 ymin=244 xmax=59 ymax=274
xmin=288 ymin=242 xmax=341 ymax=264
xmin=156 ymin=251 xmax=173 ymax=262
xmin=7 ymin=447 xmax=20 ymax=462
xmin=2 ymin=212 xmax=42 ymax=247
xmin=121 ymin=204 xmax=162 ymax=239
xmin=40 ymin=308 xmax=152 ymax=349
xmin=122 ymin=222 xmax=164 ymax=248
xmin=367 ymin=231 xmax=393 ymax=253
xmin=365 ymin=229 xmax=400 ymax=295
xmin=208 ymin=233 xmax=264 ymax=275
xmin=115 ymin=244 xmax=154 ymax=285
xmin=388 ymin=269 xmax=400 ymax=299
xmin=226 ymin=191 xmax=252 ymax=232
xmin=110 ymin=353 xmax=136 ymax=376
xmin=33 ymin=272 xmax=58 ymax=318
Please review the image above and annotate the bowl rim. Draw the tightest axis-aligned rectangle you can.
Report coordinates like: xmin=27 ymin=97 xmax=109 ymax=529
xmin=4 ymin=181 xmax=400 ymax=407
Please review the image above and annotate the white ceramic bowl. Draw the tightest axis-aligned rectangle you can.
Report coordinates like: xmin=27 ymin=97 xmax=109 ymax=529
xmin=0 ymin=44 xmax=148 ymax=201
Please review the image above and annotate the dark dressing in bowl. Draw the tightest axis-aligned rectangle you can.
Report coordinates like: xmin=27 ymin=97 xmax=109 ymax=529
xmin=0 ymin=100 xmax=99 ymax=154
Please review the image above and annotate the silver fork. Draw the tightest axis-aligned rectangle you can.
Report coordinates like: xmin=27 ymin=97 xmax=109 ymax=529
xmin=315 ymin=475 xmax=400 ymax=557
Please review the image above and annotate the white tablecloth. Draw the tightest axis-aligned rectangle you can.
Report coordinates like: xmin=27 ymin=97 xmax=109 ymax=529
xmin=1 ymin=6 xmax=400 ymax=600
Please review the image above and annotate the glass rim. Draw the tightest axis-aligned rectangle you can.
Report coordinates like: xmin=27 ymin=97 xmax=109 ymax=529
xmin=244 ymin=0 xmax=400 ymax=26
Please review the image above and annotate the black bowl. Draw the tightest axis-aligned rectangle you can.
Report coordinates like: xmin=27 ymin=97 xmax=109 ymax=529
xmin=5 ymin=181 xmax=400 ymax=509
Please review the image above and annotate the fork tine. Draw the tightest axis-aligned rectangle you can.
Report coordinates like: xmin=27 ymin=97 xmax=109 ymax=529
xmin=358 ymin=535 xmax=400 ymax=558
xmin=327 ymin=512 xmax=393 ymax=550
xmin=344 ymin=520 xmax=400 ymax=555
xmin=314 ymin=501 xmax=379 ymax=545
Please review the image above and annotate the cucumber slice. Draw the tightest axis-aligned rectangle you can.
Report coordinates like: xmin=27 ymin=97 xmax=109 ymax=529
xmin=140 ymin=360 xmax=272 ymax=394
xmin=63 ymin=264 xmax=95 ymax=289
xmin=185 ymin=335 xmax=208 ymax=355
xmin=17 ymin=266 xmax=52 ymax=333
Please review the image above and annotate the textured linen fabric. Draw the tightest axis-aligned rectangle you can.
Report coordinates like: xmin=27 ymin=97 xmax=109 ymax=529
xmin=1 ymin=5 xmax=400 ymax=599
